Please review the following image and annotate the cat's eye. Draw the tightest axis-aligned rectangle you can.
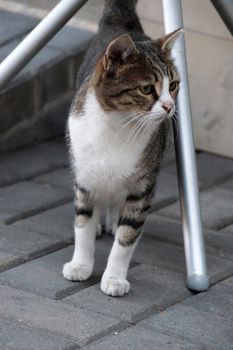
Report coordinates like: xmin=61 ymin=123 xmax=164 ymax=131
xmin=139 ymin=85 xmax=154 ymax=95
xmin=169 ymin=81 xmax=178 ymax=91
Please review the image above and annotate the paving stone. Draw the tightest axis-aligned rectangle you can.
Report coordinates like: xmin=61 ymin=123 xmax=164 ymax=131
xmin=14 ymin=202 xmax=74 ymax=242
xmin=0 ymin=180 xmax=71 ymax=224
xmin=0 ymin=245 xmax=109 ymax=299
xmin=216 ymin=274 xmax=233 ymax=290
xmin=37 ymin=139 xmax=69 ymax=165
xmin=151 ymin=169 xmax=179 ymax=210
xmin=85 ymin=325 xmax=201 ymax=350
xmin=65 ymin=264 xmax=192 ymax=322
xmin=0 ymin=251 xmax=22 ymax=272
xmin=164 ymin=161 xmax=207 ymax=191
xmin=0 ymin=317 xmax=78 ymax=350
xmin=161 ymin=145 xmax=176 ymax=167
xmin=182 ymin=276 xmax=233 ymax=322
xmin=0 ymin=284 xmax=121 ymax=345
xmin=0 ymin=10 xmax=38 ymax=46
xmin=221 ymin=223 xmax=233 ymax=236
xmin=157 ymin=185 xmax=233 ymax=230
xmin=196 ymin=152 xmax=233 ymax=188
xmin=144 ymin=214 xmax=233 ymax=259
xmin=221 ymin=177 xmax=233 ymax=191
xmin=165 ymin=151 xmax=233 ymax=190
xmin=0 ymin=139 xmax=68 ymax=187
xmin=0 ymin=224 xmax=65 ymax=260
xmin=144 ymin=214 xmax=184 ymax=245
xmin=34 ymin=167 xmax=73 ymax=193
xmin=97 ymin=234 xmax=233 ymax=285
xmin=141 ymin=291 xmax=233 ymax=350
xmin=13 ymin=204 xmax=233 ymax=287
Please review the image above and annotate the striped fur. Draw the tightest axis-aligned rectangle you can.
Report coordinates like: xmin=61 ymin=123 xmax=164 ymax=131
xmin=74 ymin=183 xmax=93 ymax=227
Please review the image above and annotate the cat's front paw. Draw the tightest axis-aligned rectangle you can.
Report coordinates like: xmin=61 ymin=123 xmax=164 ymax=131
xmin=100 ymin=273 xmax=130 ymax=296
xmin=63 ymin=261 xmax=93 ymax=281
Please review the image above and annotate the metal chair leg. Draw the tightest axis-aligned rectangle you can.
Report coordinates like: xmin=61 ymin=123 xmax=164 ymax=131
xmin=162 ymin=0 xmax=209 ymax=291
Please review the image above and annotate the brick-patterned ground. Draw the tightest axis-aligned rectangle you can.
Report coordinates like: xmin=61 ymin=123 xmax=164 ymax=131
xmin=0 ymin=138 xmax=233 ymax=349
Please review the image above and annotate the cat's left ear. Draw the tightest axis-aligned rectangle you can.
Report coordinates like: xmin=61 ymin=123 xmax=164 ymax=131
xmin=103 ymin=34 xmax=138 ymax=71
xmin=156 ymin=28 xmax=183 ymax=52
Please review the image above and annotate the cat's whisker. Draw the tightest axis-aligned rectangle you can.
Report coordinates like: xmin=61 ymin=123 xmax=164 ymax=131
xmin=120 ymin=111 xmax=146 ymax=124
xmin=128 ymin=119 xmax=147 ymax=148
xmin=122 ymin=111 xmax=145 ymax=120
xmin=113 ymin=113 xmax=145 ymax=144
xmin=122 ymin=117 xmax=147 ymax=151
xmin=120 ymin=119 xmax=143 ymax=151
xmin=113 ymin=118 xmax=141 ymax=144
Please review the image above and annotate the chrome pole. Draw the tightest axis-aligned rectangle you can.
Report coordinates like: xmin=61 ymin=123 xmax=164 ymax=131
xmin=210 ymin=0 xmax=233 ymax=35
xmin=162 ymin=0 xmax=209 ymax=291
xmin=0 ymin=0 xmax=88 ymax=90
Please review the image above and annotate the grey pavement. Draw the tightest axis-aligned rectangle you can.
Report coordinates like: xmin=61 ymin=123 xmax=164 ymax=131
xmin=0 ymin=138 xmax=233 ymax=349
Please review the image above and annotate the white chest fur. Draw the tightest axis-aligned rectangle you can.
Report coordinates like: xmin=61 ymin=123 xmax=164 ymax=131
xmin=69 ymin=91 xmax=155 ymax=203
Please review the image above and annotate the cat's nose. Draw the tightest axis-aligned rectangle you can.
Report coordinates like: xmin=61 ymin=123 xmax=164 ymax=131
xmin=161 ymin=101 xmax=173 ymax=113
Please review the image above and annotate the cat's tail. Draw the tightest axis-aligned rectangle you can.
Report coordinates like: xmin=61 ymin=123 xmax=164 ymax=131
xmin=99 ymin=0 xmax=143 ymax=33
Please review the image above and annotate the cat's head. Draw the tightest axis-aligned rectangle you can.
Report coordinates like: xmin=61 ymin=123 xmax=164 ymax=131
xmin=94 ymin=28 xmax=182 ymax=123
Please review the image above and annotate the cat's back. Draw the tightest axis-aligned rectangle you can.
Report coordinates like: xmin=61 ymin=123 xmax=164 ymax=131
xmin=75 ymin=0 xmax=145 ymax=91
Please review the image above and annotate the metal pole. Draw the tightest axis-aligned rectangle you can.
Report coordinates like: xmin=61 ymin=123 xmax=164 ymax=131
xmin=210 ymin=0 xmax=233 ymax=36
xmin=0 ymin=0 xmax=88 ymax=90
xmin=162 ymin=0 xmax=209 ymax=291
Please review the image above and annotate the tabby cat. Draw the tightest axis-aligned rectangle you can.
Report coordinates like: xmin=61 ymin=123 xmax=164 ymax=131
xmin=63 ymin=0 xmax=181 ymax=296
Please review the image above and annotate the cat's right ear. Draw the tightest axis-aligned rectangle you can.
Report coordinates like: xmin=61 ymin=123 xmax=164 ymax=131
xmin=156 ymin=28 xmax=183 ymax=52
xmin=103 ymin=34 xmax=138 ymax=71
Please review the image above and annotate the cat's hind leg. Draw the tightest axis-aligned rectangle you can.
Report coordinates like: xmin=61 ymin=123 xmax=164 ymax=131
xmin=105 ymin=205 xmax=119 ymax=236
xmin=96 ymin=223 xmax=103 ymax=238
xmin=63 ymin=184 xmax=99 ymax=281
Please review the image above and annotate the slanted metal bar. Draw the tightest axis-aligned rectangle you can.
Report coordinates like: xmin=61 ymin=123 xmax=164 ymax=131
xmin=162 ymin=0 xmax=209 ymax=291
xmin=210 ymin=0 xmax=233 ymax=36
xmin=0 ymin=0 xmax=88 ymax=90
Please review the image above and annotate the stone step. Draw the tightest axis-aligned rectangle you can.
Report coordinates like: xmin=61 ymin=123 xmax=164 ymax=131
xmin=0 ymin=10 xmax=93 ymax=153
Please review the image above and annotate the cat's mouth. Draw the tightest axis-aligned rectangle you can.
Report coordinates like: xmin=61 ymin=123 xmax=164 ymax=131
xmin=168 ymin=105 xmax=176 ymax=118
xmin=147 ymin=106 xmax=175 ymax=123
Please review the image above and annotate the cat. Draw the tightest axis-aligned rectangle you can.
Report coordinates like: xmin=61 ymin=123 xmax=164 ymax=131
xmin=63 ymin=0 xmax=181 ymax=296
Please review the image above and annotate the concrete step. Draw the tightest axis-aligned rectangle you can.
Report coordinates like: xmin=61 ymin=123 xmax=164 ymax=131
xmin=0 ymin=9 xmax=93 ymax=153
